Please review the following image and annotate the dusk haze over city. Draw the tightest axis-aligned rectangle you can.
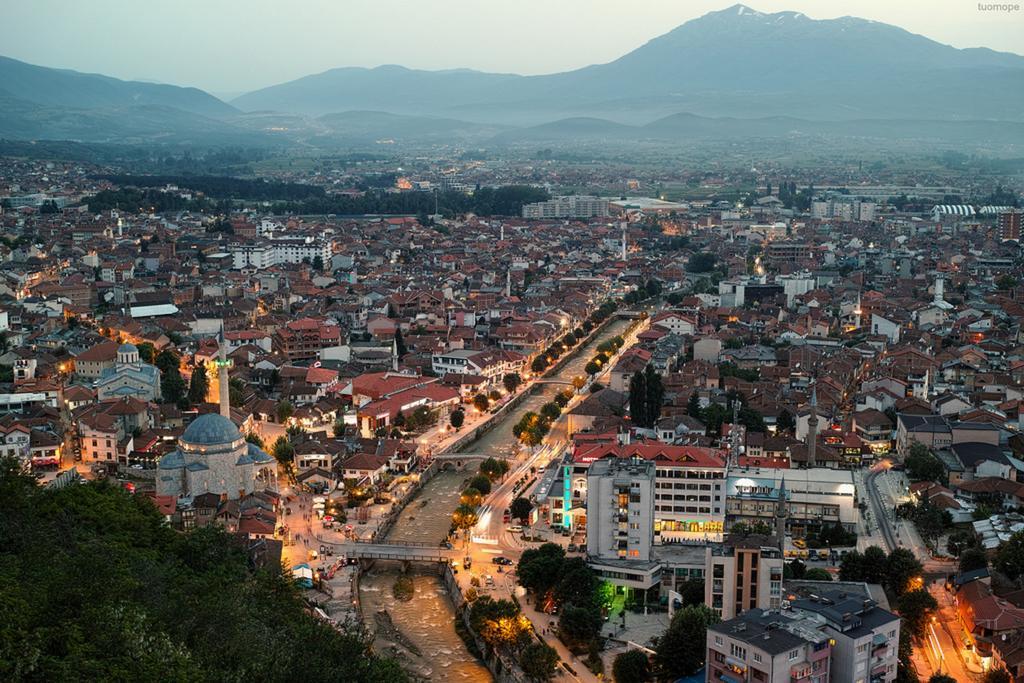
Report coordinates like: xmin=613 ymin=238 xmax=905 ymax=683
xmin=2 ymin=2 xmax=1024 ymax=683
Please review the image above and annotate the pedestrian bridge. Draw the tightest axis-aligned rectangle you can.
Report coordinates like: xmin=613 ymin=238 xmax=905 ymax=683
xmin=329 ymin=540 xmax=456 ymax=563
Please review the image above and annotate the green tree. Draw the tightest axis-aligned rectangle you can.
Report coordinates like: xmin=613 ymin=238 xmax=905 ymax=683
xmin=612 ymin=649 xmax=651 ymax=683
xmin=886 ymin=548 xmax=925 ymax=596
xmin=585 ymin=360 xmax=601 ymax=376
xmin=861 ymin=545 xmax=889 ymax=584
xmin=468 ymin=597 xmax=529 ymax=650
xmin=460 ymin=487 xmax=483 ymax=508
xmin=960 ymin=547 xmax=988 ymax=573
xmin=531 ymin=356 xmax=548 ymax=373
xmin=803 ymin=568 xmax=833 ymax=581
xmin=468 ymin=474 xmax=492 ymax=496
xmin=0 ymin=457 xmax=406 ymax=682
xmin=686 ymin=252 xmax=716 ymax=273
xmin=905 ymin=441 xmax=947 ymax=484
xmin=277 ymin=400 xmax=294 ymax=423
xmin=394 ymin=326 xmax=406 ymax=358
xmin=629 ymin=370 xmax=648 ymax=428
xmin=188 ymin=363 xmax=210 ymax=406
xmin=245 ymin=432 xmax=264 ymax=449
xmin=540 ymin=402 xmax=561 ymax=421
xmin=929 ymin=674 xmax=958 ymax=683
xmin=777 ymin=409 xmax=796 ymax=433
xmin=982 ymin=668 xmax=1013 ymax=683
xmin=473 ymin=393 xmax=490 ymax=412
xmin=137 ymin=341 xmax=156 ymax=363
xmin=161 ymin=370 xmax=186 ymax=406
xmin=517 ymin=543 xmax=565 ymax=597
xmin=449 ymin=409 xmax=465 ymax=430
xmin=554 ymin=557 xmax=600 ymax=609
xmin=643 ymin=365 xmax=664 ymax=428
xmin=686 ymin=392 xmax=702 ymax=418
xmin=479 ymin=458 xmax=509 ymax=482
xmin=675 ymin=578 xmax=705 ymax=607
xmin=451 ymin=504 xmax=479 ymax=536
xmin=271 ymin=436 xmax=294 ymax=465
xmin=520 ymin=641 xmax=559 ymax=682
xmin=947 ymin=529 xmax=979 ymax=557
xmin=510 ymin=496 xmax=533 ymax=524
xmin=896 ymin=589 xmax=938 ymax=638
xmin=994 ymin=530 xmax=1024 ymax=581
xmin=503 ymin=373 xmax=522 ymax=393
xmin=558 ymin=603 xmax=602 ymax=649
xmin=654 ymin=605 xmax=719 ymax=680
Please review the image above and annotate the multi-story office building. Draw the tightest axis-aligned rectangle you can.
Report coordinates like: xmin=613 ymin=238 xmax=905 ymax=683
xmin=725 ymin=468 xmax=859 ymax=538
xmin=585 ymin=456 xmax=661 ymax=593
xmin=705 ymin=534 xmax=785 ymax=620
xmin=569 ymin=442 xmax=728 ymax=542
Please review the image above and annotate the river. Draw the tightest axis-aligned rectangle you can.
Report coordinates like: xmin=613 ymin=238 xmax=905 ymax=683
xmin=359 ymin=317 xmax=632 ymax=681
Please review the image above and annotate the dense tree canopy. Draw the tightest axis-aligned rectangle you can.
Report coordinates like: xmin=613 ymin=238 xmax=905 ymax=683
xmin=0 ymin=458 xmax=404 ymax=682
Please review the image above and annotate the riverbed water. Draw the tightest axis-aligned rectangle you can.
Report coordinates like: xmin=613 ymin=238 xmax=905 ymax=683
xmin=359 ymin=318 xmax=632 ymax=681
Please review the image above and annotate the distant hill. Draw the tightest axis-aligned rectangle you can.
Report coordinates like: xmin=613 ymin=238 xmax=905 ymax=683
xmin=0 ymin=91 xmax=273 ymax=146
xmin=491 ymin=112 xmax=1024 ymax=146
xmin=0 ymin=56 xmax=268 ymax=146
xmin=233 ymin=4 xmax=1024 ymax=125
xmin=0 ymin=55 xmax=236 ymax=117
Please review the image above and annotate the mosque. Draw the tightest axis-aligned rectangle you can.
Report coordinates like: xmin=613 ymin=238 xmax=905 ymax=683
xmin=157 ymin=333 xmax=277 ymax=500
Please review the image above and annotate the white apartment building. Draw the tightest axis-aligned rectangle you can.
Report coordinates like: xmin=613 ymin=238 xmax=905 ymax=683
xmin=521 ymin=195 xmax=609 ymax=219
xmin=230 ymin=237 xmax=332 ymax=270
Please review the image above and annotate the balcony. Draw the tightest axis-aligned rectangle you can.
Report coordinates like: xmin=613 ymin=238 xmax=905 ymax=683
xmin=791 ymin=663 xmax=812 ymax=680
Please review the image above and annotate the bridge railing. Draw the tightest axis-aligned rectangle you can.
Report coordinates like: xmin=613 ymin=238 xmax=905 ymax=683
xmin=351 ymin=539 xmax=440 ymax=548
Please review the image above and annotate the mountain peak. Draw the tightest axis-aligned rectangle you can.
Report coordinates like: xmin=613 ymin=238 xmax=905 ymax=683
xmin=708 ymin=4 xmax=810 ymax=22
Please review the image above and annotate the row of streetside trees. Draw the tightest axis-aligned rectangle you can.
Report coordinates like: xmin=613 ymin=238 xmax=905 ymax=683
xmin=517 ymin=543 xmax=608 ymax=676
xmin=451 ymin=458 xmax=510 ymax=542
xmin=532 ymin=301 xmax=619 ymax=375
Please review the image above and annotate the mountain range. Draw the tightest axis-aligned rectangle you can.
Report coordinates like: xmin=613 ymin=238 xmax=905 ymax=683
xmin=3 ymin=5 xmax=1024 ymax=148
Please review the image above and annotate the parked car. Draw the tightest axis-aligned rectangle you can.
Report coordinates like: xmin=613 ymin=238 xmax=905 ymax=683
xmin=491 ymin=556 xmax=512 ymax=566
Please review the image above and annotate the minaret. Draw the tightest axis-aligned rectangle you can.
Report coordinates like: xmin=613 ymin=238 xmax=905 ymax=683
xmin=505 ymin=268 xmax=511 ymax=298
xmin=620 ymin=222 xmax=627 ymax=261
xmin=217 ymin=326 xmax=231 ymax=419
xmin=853 ymin=292 xmax=862 ymax=330
xmin=775 ymin=476 xmax=788 ymax=552
xmin=806 ymin=384 xmax=818 ymax=468
xmin=729 ymin=399 xmax=741 ymax=469
xmin=934 ymin=272 xmax=945 ymax=306
xmin=500 ymin=224 xmax=505 ymax=241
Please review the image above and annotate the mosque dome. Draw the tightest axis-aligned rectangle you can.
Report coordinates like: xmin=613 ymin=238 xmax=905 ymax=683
xmin=180 ymin=413 xmax=242 ymax=451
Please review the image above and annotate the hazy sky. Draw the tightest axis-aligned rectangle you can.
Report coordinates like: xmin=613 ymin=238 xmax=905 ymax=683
xmin=3 ymin=0 xmax=1022 ymax=96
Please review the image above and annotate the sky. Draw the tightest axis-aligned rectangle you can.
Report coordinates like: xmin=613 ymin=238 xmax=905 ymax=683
xmin=3 ymin=0 xmax=1022 ymax=97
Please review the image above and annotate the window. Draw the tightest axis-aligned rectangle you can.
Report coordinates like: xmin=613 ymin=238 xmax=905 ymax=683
xmin=753 ymin=653 xmax=763 ymax=663
xmin=856 ymin=643 xmax=868 ymax=654
xmin=788 ymin=649 xmax=799 ymax=661
xmin=730 ymin=644 xmax=747 ymax=659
